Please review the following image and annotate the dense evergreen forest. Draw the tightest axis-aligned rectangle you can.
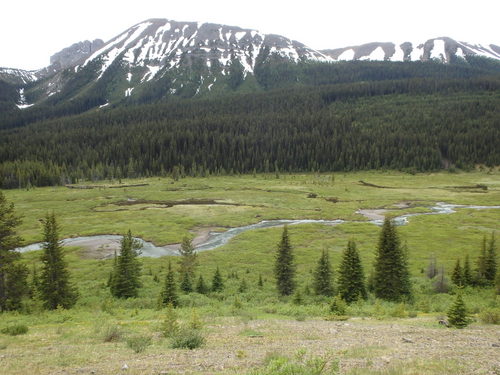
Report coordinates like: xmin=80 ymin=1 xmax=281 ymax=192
xmin=0 ymin=60 xmax=499 ymax=188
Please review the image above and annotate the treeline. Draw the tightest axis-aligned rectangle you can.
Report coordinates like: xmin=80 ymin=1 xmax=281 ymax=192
xmin=0 ymin=76 xmax=499 ymax=188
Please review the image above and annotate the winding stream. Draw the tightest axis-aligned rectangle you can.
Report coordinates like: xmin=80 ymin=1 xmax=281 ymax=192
xmin=16 ymin=202 xmax=500 ymax=258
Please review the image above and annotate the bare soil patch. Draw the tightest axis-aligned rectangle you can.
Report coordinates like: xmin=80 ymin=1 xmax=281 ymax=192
xmin=356 ymin=209 xmax=387 ymax=221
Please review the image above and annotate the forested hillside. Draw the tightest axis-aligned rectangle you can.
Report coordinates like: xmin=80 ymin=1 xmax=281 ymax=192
xmin=0 ymin=60 xmax=499 ymax=188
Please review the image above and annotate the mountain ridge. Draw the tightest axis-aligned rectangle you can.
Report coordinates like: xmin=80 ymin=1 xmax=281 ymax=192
xmin=1 ymin=18 xmax=499 ymax=111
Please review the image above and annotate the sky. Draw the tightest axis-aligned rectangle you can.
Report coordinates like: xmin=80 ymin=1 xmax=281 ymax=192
xmin=1 ymin=0 xmax=499 ymax=70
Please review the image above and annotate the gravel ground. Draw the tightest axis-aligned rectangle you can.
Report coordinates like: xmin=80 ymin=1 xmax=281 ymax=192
xmin=15 ymin=317 xmax=496 ymax=375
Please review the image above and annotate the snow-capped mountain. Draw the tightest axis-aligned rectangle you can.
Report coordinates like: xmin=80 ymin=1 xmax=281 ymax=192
xmin=320 ymin=37 xmax=500 ymax=63
xmin=51 ymin=39 xmax=105 ymax=70
xmin=79 ymin=18 xmax=330 ymax=79
xmin=2 ymin=18 xmax=499 ymax=110
xmin=0 ymin=39 xmax=104 ymax=85
xmin=0 ymin=67 xmax=39 ymax=85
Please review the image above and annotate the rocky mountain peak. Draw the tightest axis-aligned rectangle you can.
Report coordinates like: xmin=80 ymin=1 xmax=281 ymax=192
xmin=50 ymin=39 xmax=105 ymax=70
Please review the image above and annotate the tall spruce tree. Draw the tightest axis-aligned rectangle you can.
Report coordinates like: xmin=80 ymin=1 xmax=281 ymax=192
xmin=463 ymin=254 xmax=473 ymax=286
xmin=180 ymin=271 xmax=193 ymax=293
xmin=337 ymin=240 xmax=367 ymax=303
xmin=475 ymin=235 xmax=488 ymax=285
xmin=39 ymin=213 xmax=78 ymax=309
xmin=451 ymin=259 xmax=464 ymax=286
xmin=161 ymin=261 xmax=178 ymax=307
xmin=496 ymin=267 xmax=500 ymax=295
xmin=373 ymin=218 xmax=412 ymax=302
xmin=4 ymin=263 xmax=29 ymax=311
xmin=179 ymin=236 xmax=197 ymax=276
xmin=484 ymin=233 xmax=497 ymax=285
xmin=0 ymin=192 xmax=28 ymax=312
xmin=110 ymin=230 xmax=142 ymax=298
xmin=211 ymin=266 xmax=224 ymax=292
xmin=274 ymin=225 xmax=295 ymax=296
xmin=313 ymin=249 xmax=334 ymax=296
xmin=195 ymin=274 xmax=208 ymax=294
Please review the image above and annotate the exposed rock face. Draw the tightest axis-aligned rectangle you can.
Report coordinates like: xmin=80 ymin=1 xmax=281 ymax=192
xmin=50 ymin=39 xmax=104 ymax=70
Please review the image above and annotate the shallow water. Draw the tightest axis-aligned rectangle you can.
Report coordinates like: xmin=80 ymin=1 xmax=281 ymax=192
xmin=16 ymin=202 xmax=500 ymax=257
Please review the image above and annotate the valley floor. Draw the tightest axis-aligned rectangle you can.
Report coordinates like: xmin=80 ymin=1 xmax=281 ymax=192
xmin=1 ymin=171 xmax=499 ymax=374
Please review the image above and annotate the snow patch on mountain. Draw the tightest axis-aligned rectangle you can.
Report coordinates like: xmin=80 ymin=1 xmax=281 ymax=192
xmin=84 ymin=21 xmax=153 ymax=78
xmin=0 ymin=68 xmax=38 ymax=84
xmin=16 ymin=88 xmax=33 ymax=109
xmin=430 ymin=39 xmax=446 ymax=60
xmin=360 ymin=46 xmax=385 ymax=61
xmin=391 ymin=45 xmax=405 ymax=61
xmin=338 ymin=49 xmax=355 ymax=61
xmin=321 ymin=38 xmax=500 ymax=63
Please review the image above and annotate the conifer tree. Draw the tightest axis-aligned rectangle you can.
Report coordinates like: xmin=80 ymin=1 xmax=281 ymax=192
xmin=451 ymin=259 xmax=464 ymax=286
xmin=484 ymin=233 xmax=497 ymax=285
xmin=195 ymin=274 xmax=208 ymax=294
xmin=274 ymin=225 xmax=295 ymax=296
xmin=495 ymin=267 xmax=500 ymax=295
xmin=337 ymin=240 xmax=367 ymax=303
xmin=434 ymin=266 xmax=449 ymax=293
xmin=180 ymin=271 xmax=193 ymax=293
xmin=0 ymin=192 xmax=28 ymax=312
xmin=313 ymin=249 xmax=334 ymax=296
xmin=110 ymin=230 xmax=142 ymax=298
xmin=292 ymin=289 xmax=303 ymax=305
xmin=211 ymin=266 xmax=224 ymax=292
xmin=161 ymin=262 xmax=178 ymax=307
xmin=178 ymin=236 xmax=197 ymax=276
xmin=463 ymin=254 xmax=473 ymax=286
xmin=447 ymin=293 xmax=470 ymax=328
xmin=475 ymin=235 xmax=488 ymax=286
xmin=257 ymin=274 xmax=264 ymax=288
xmin=373 ymin=218 xmax=412 ymax=302
xmin=39 ymin=213 xmax=78 ymax=309
xmin=4 ymin=263 xmax=29 ymax=311
xmin=30 ymin=265 xmax=40 ymax=299
xmin=426 ymin=254 xmax=438 ymax=279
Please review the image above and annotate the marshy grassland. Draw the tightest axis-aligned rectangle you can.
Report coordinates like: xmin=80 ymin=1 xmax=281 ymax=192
xmin=1 ymin=170 xmax=499 ymax=374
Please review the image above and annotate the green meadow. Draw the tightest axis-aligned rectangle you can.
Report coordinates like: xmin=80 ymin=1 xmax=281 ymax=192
xmin=1 ymin=170 xmax=500 ymax=375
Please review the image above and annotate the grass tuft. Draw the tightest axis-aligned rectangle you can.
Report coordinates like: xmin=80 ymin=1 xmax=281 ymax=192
xmin=1 ymin=324 xmax=28 ymax=336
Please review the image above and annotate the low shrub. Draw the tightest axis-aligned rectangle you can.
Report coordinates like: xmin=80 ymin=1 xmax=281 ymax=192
xmin=1 ymin=324 xmax=28 ymax=336
xmin=102 ymin=325 xmax=123 ymax=342
xmin=126 ymin=334 xmax=152 ymax=353
xmin=248 ymin=353 xmax=339 ymax=375
xmin=330 ymin=296 xmax=347 ymax=316
xmin=170 ymin=329 xmax=205 ymax=349
xmin=479 ymin=308 xmax=500 ymax=324
xmin=161 ymin=304 xmax=179 ymax=338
